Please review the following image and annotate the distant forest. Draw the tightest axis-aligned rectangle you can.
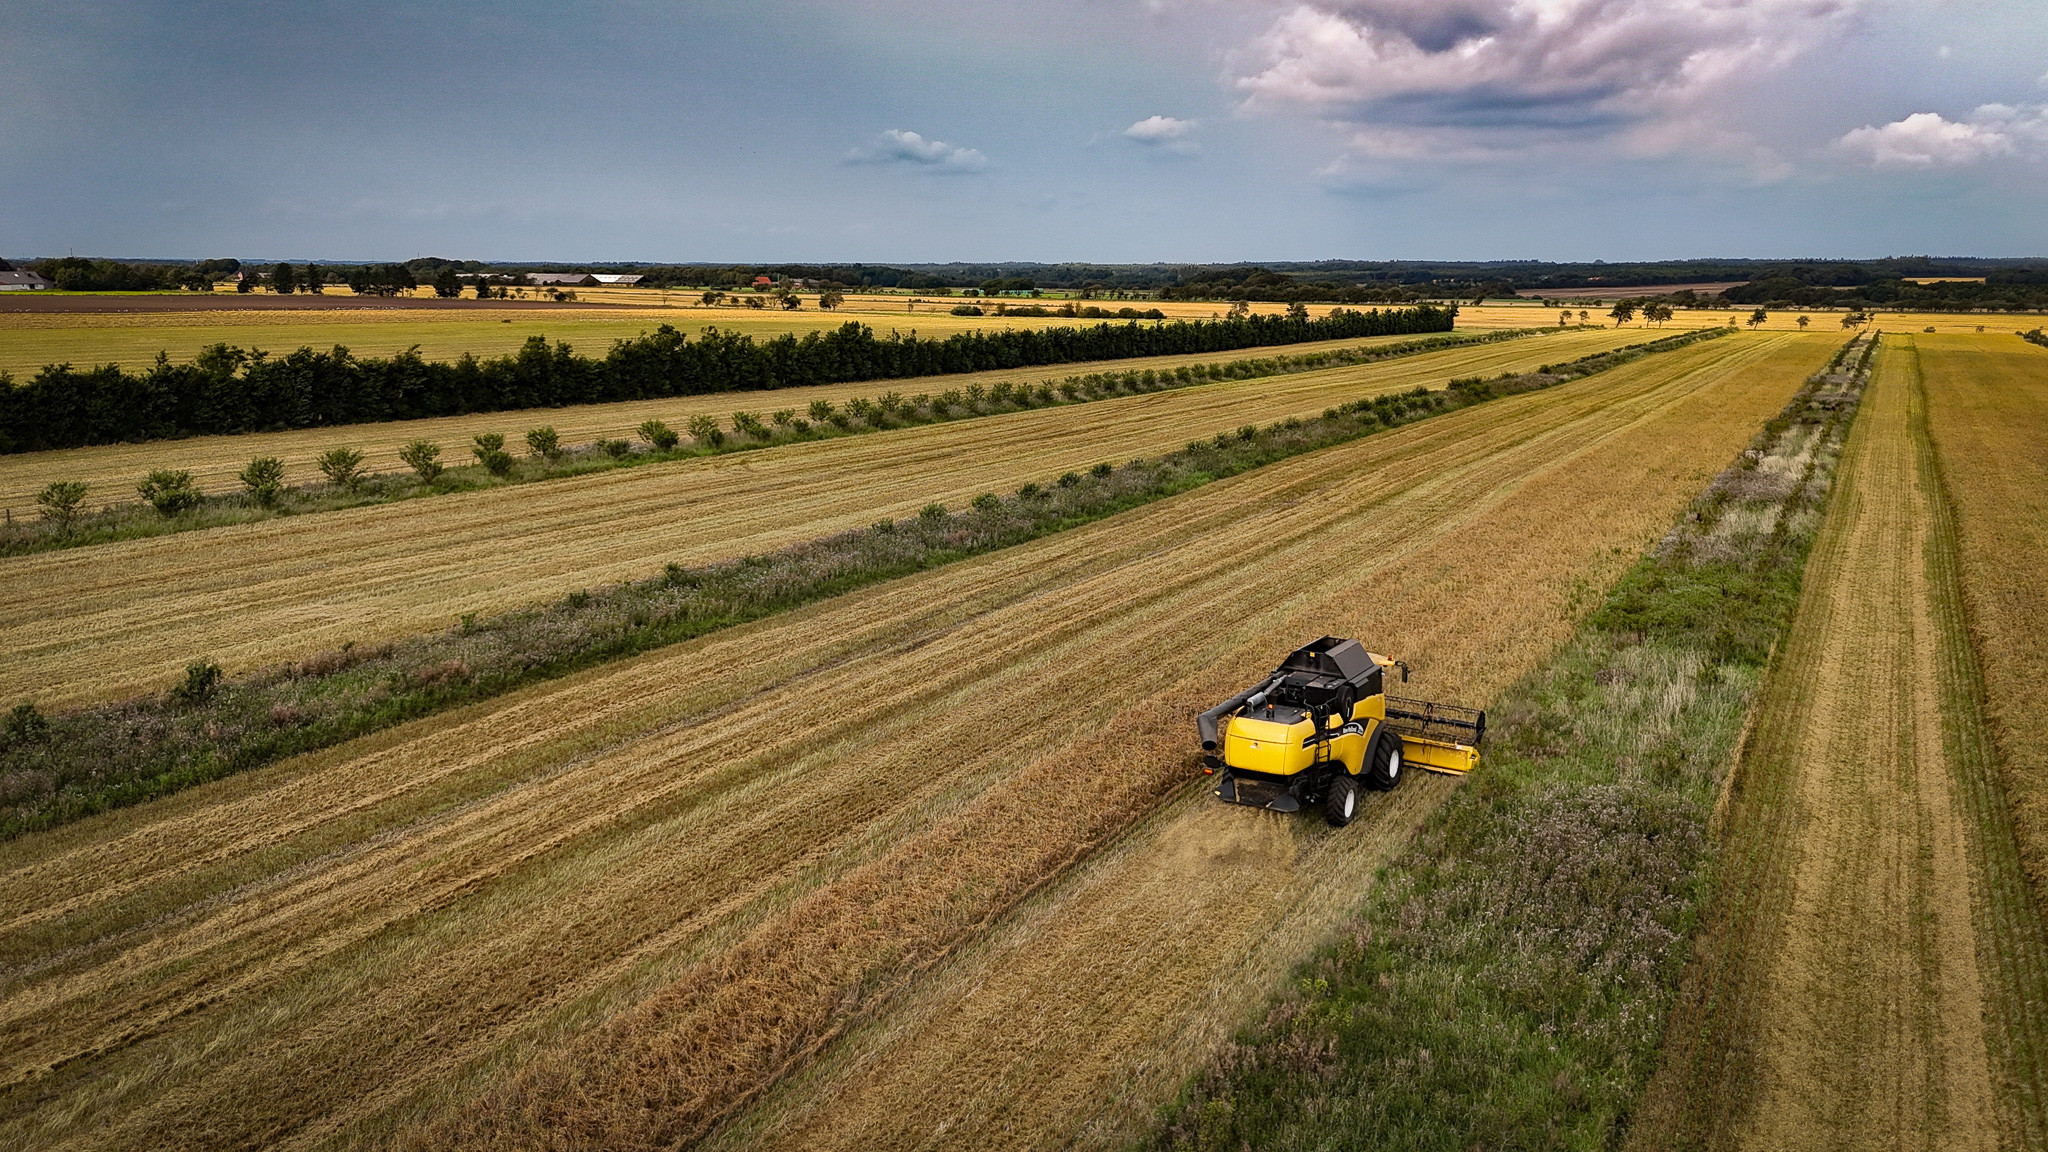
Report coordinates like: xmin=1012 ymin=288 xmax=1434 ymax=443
xmin=12 ymin=254 xmax=2048 ymax=312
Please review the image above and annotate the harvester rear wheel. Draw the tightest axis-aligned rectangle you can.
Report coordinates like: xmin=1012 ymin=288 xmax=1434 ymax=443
xmin=1365 ymin=732 xmax=1403 ymax=791
xmin=1324 ymin=774 xmax=1358 ymax=827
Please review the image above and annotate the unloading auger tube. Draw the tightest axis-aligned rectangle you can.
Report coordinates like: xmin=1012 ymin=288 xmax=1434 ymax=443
xmin=1196 ymin=636 xmax=1486 ymax=828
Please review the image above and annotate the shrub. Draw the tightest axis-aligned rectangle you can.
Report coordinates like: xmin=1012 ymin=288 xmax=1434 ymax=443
xmin=398 ymin=440 xmax=443 ymax=482
xmin=771 ymin=409 xmax=795 ymax=427
xmin=1237 ymin=424 xmax=1258 ymax=441
xmin=34 ymin=480 xmax=88 ymax=532
xmin=966 ymin=384 xmax=987 ymax=406
xmin=172 ymin=659 xmax=223 ymax=705
xmin=1091 ymin=461 xmax=1113 ymax=477
xmin=970 ymin=492 xmax=1001 ymax=511
xmin=732 ymin=411 xmax=769 ymax=439
xmin=1058 ymin=380 xmax=1082 ymax=400
xmin=597 ymin=438 xmax=632 ymax=459
xmin=879 ymin=391 xmax=905 ymax=413
xmin=240 ymin=456 xmax=286 ymax=506
xmin=5 ymin=701 xmax=48 ymax=743
xmin=920 ymin=502 xmax=948 ymax=521
xmin=1017 ymin=481 xmax=1041 ymax=498
xmin=639 ymin=419 xmax=681 ymax=451
xmin=471 ymin=433 xmax=515 ymax=476
xmin=1058 ymin=471 xmax=1081 ymax=488
xmin=1034 ymin=385 xmax=1056 ymax=404
xmin=317 ymin=446 xmax=367 ymax=490
xmin=138 ymin=469 xmax=203 ymax=517
xmin=936 ymin=390 xmax=964 ymax=413
xmin=808 ymin=400 xmax=835 ymax=421
xmin=790 ymin=418 xmax=811 ymax=434
xmin=687 ymin=414 xmax=725 ymax=448
xmin=950 ymin=304 xmax=984 ymax=316
xmin=525 ymin=426 xmax=562 ymax=459
xmin=844 ymin=398 xmax=876 ymax=422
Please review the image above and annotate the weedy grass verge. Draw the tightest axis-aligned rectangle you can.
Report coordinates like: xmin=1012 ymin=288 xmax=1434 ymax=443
xmin=0 ymin=328 xmax=1729 ymax=840
xmin=1142 ymin=332 xmax=1872 ymax=1152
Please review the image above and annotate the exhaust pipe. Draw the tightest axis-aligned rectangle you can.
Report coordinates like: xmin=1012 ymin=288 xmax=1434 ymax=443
xmin=1197 ymin=677 xmax=1277 ymax=750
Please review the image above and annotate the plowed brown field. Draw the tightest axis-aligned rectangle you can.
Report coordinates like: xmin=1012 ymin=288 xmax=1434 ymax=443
xmin=0 ymin=330 xmax=1443 ymax=507
xmin=0 ymin=332 xmax=1827 ymax=1152
xmin=0 ymin=328 xmax=1653 ymax=709
xmin=1632 ymin=336 xmax=2048 ymax=1150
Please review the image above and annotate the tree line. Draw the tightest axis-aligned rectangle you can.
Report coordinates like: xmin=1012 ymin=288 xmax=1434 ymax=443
xmin=0 ymin=305 xmax=1454 ymax=453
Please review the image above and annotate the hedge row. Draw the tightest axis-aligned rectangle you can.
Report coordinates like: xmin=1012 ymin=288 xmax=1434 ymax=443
xmin=0 ymin=305 xmax=1455 ymax=453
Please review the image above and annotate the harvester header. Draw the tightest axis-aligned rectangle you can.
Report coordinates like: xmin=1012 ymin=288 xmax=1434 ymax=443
xmin=1197 ymin=637 xmax=1484 ymax=826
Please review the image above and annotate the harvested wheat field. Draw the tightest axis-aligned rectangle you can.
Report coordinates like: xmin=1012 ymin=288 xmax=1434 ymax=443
xmin=0 ymin=327 xmax=1654 ymax=709
xmin=0 ymin=329 xmax=1447 ymax=508
xmin=1919 ymin=335 xmax=2048 ymax=907
xmin=0 ymin=331 xmax=1826 ymax=1152
xmin=1633 ymin=336 xmax=2048 ymax=1150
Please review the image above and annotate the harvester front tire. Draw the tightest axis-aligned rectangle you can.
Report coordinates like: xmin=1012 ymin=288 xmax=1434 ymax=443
xmin=1324 ymin=774 xmax=1359 ymax=828
xmin=1366 ymin=733 xmax=1403 ymax=791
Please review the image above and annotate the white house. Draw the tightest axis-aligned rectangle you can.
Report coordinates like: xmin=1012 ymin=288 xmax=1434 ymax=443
xmin=0 ymin=271 xmax=54 ymax=290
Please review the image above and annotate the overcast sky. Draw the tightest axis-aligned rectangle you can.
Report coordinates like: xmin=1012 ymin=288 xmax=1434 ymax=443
xmin=3 ymin=0 xmax=2044 ymax=263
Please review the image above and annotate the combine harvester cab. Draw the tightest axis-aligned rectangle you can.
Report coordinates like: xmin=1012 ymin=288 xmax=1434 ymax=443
xmin=1195 ymin=636 xmax=1485 ymax=827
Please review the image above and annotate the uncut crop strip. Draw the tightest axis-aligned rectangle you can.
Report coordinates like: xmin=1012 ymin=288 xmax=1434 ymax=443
xmin=0 ymin=327 xmax=1655 ymax=709
xmin=0 ymin=330 xmax=1449 ymax=509
xmin=1638 ymin=338 xmax=2048 ymax=1149
xmin=0 ymin=333 xmax=1820 ymax=1152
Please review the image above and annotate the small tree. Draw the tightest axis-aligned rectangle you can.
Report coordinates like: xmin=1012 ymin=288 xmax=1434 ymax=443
xmin=35 ymin=480 xmax=88 ymax=533
xmin=686 ymin=414 xmax=725 ymax=448
xmin=399 ymin=440 xmax=443 ymax=482
xmin=138 ymin=470 xmax=203 ymax=517
xmin=525 ymin=426 xmax=562 ymax=459
xmin=1748 ymin=307 xmax=1767 ymax=328
xmin=818 ymin=287 xmax=845 ymax=310
xmin=240 ymin=456 xmax=286 ymax=507
xmin=471 ymin=432 xmax=515 ymax=476
xmin=1797 ymin=314 xmax=1811 ymax=329
xmin=1560 ymin=309 xmax=1573 ymax=326
xmin=638 ymin=419 xmax=681 ymax=451
xmin=808 ymin=399 xmax=835 ymax=421
xmin=317 ymin=446 xmax=367 ymax=490
xmin=271 ymin=262 xmax=298 ymax=294
xmin=700 ymin=290 xmax=723 ymax=306
xmin=1609 ymin=301 xmax=1638 ymax=327
xmin=1578 ymin=310 xmax=1589 ymax=324
xmin=1285 ymin=301 xmax=1309 ymax=321
xmin=172 ymin=659 xmax=223 ymax=705
xmin=433 ymin=267 xmax=463 ymax=298
xmin=1842 ymin=312 xmax=1865 ymax=329
xmin=302 ymin=265 xmax=323 ymax=294
xmin=1643 ymin=302 xmax=1673 ymax=326
xmin=779 ymin=291 xmax=801 ymax=310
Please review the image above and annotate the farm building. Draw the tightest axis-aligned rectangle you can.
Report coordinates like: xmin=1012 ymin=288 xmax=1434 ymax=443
xmin=590 ymin=274 xmax=641 ymax=285
xmin=527 ymin=273 xmax=598 ymax=287
xmin=0 ymin=270 xmax=54 ymax=290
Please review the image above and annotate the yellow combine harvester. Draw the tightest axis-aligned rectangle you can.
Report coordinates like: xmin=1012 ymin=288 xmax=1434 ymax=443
xmin=1196 ymin=636 xmax=1485 ymax=827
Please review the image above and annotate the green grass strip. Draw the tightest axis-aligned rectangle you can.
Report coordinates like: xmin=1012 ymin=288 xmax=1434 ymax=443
xmin=0 ymin=327 xmax=1729 ymax=840
xmin=1140 ymin=332 xmax=1873 ymax=1152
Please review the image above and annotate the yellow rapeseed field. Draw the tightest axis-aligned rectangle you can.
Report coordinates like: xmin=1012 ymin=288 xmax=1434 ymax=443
xmin=0 ymin=332 xmax=1828 ymax=1152
xmin=0 ymin=328 xmax=1653 ymax=709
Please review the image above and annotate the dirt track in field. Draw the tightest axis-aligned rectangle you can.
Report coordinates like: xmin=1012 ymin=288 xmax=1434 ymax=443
xmin=0 ymin=334 xmax=1824 ymax=1152
xmin=0 ymin=328 xmax=1653 ymax=710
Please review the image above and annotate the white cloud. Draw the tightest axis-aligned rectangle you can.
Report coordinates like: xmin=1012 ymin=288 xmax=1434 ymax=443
xmin=845 ymin=129 xmax=988 ymax=172
xmin=1835 ymin=104 xmax=2048 ymax=168
xmin=1231 ymin=0 xmax=1861 ymax=168
xmin=1125 ymin=115 xmax=1197 ymax=143
xmin=1124 ymin=114 xmax=1200 ymax=153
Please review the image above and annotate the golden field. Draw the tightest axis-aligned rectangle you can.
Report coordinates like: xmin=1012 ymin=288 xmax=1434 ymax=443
xmin=0 ymin=331 xmax=1826 ymax=1151
xmin=0 ymin=328 xmax=1656 ymax=709
xmin=0 ymin=330 xmax=1446 ymax=508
